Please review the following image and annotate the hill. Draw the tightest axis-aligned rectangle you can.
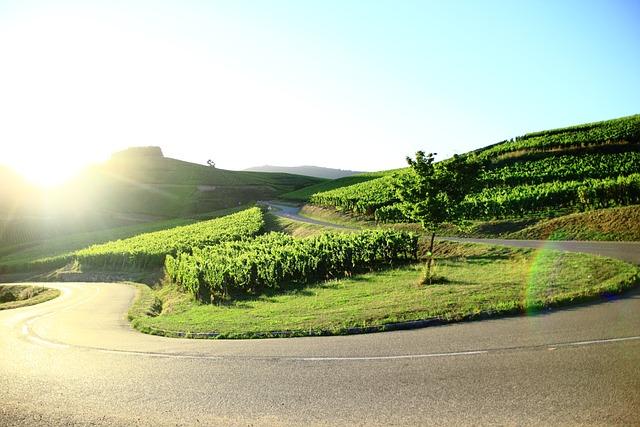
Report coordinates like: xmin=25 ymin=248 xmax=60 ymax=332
xmin=64 ymin=148 xmax=324 ymax=218
xmin=244 ymin=165 xmax=361 ymax=179
xmin=300 ymin=114 xmax=640 ymax=221
xmin=281 ymin=170 xmax=399 ymax=201
xmin=0 ymin=147 xmax=323 ymax=247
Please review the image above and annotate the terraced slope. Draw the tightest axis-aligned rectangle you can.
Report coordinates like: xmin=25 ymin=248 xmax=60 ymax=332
xmin=305 ymin=114 xmax=640 ymax=221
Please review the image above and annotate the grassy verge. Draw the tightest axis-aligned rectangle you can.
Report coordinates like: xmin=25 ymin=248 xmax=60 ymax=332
xmin=299 ymin=205 xmax=370 ymax=228
xmin=508 ymin=205 xmax=640 ymax=241
xmin=300 ymin=203 xmax=640 ymax=241
xmin=0 ymin=285 xmax=61 ymax=310
xmin=127 ymin=282 xmax=162 ymax=322
xmin=129 ymin=241 xmax=639 ymax=338
xmin=263 ymin=212 xmax=350 ymax=237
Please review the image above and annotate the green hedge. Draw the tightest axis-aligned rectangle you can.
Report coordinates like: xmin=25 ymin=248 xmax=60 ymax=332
xmin=166 ymin=230 xmax=418 ymax=302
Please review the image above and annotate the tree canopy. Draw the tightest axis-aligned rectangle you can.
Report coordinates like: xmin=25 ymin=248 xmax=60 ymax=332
xmin=394 ymin=151 xmax=485 ymax=283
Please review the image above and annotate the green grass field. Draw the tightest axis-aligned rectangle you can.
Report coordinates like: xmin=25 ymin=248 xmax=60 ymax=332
xmin=130 ymin=241 xmax=639 ymax=338
xmin=71 ymin=153 xmax=325 ymax=218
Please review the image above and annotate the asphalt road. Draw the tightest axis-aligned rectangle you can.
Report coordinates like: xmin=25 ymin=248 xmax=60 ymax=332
xmin=265 ymin=201 xmax=640 ymax=264
xmin=2 ymin=281 xmax=639 ymax=426
xmin=1 ymin=206 xmax=639 ymax=425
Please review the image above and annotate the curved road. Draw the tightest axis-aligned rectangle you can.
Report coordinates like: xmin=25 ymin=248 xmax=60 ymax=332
xmin=1 ymin=205 xmax=639 ymax=425
xmin=265 ymin=201 xmax=640 ymax=264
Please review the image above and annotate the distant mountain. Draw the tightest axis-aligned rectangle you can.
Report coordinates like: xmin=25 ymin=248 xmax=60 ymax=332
xmin=244 ymin=165 xmax=362 ymax=180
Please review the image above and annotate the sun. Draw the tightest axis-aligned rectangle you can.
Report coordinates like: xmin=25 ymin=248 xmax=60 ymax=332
xmin=10 ymin=154 xmax=90 ymax=189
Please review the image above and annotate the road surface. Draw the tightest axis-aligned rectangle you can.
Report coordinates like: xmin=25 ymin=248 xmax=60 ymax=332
xmin=264 ymin=201 xmax=640 ymax=264
xmin=1 ymin=281 xmax=639 ymax=425
xmin=1 ymin=205 xmax=639 ymax=425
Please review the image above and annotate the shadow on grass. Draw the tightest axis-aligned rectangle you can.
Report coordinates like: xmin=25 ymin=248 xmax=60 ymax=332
xmin=218 ymin=263 xmax=407 ymax=309
xmin=523 ymin=286 xmax=640 ymax=319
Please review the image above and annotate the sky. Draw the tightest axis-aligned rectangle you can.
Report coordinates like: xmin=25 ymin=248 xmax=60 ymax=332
xmin=0 ymin=0 xmax=639 ymax=187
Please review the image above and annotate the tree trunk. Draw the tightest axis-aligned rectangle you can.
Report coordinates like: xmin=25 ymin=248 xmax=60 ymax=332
xmin=426 ymin=231 xmax=436 ymax=285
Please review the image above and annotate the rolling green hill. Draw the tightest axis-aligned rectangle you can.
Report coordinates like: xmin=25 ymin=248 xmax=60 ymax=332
xmin=302 ymin=114 xmax=640 ymax=222
xmin=0 ymin=147 xmax=323 ymax=249
xmin=64 ymin=147 xmax=324 ymax=218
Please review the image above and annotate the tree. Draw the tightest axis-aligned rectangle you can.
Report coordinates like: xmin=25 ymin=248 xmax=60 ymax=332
xmin=207 ymin=159 xmax=216 ymax=168
xmin=394 ymin=151 xmax=484 ymax=284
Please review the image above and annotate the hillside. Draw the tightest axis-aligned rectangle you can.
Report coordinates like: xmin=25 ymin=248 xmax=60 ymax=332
xmin=508 ymin=205 xmax=640 ymax=241
xmin=64 ymin=148 xmax=324 ymax=218
xmin=0 ymin=147 xmax=322 ymax=248
xmin=244 ymin=165 xmax=361 ymax=179
xmin=282 ymin=170 xmax=397 ymax=201
xmin=300 ymin=114 xmax=640 ymax=221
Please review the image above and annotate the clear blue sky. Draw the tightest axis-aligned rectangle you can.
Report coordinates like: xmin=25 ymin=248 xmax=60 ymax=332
xmin=0 ymin=0 xmax=638 ymax=185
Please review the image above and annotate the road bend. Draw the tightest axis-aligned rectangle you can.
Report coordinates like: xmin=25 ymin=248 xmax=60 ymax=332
xmin=1 ymin=204 xmax=638 ymax=425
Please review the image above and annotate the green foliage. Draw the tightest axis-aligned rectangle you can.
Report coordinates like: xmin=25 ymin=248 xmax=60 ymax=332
xmin=395 ymin=152 xmax=484 ymax=230
xmin=481 ymin=151 xmax=640 ymax=186
xmin=166 ymin=229 xmax=418 ymax=302
xmin=133 ymin=244 xmax=640 ymax=339
xmin=374 ymin=203 xmax=409 ymax=223
xmin=72 ymin=207 xmax=265 ymax=270
xmin=306 ymin=115 xmax=640 ymax=222
xmin=309 ymin=173 xmax=402 ymax=214
xmin=464 ymin=174 xmax=640 ymax=218
xmin=0 ymin=285 xmax=60 ymax=310
xmin=283 ymin=170 xmax=400 ymax=202
xmin=477 ymin=114 xmax=640 ymax=159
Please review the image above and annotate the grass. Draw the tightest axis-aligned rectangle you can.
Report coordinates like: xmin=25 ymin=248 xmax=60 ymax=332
xmin=299 ymin=204 xmax=370 ymax=228
xmin=0 ymin=285 xmax=60 ymax=310
xmin=0 ymin=218 xmax=195 ymax=267
xmin=508 ymin=205 xmax=640 ymax=241
xmin=298 ymin=203 xmax=640 ymax=242
xmin=75 ymin=155 xmax=325 ymax=218
xmin=263 ymin=212 xmax=351 ymax=237
xmin=130 ymin=241 xmax=639 ymax=338
xmin=0 ymin=152 xmax=324 ymax=248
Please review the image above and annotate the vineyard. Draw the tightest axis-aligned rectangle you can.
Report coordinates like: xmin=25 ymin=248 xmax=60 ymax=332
xmin=481 ymin=151 xmax=640 ymax=186
xmin=305 ymin=114 xmax=640 ymax=221
xmin=73 ymin=207 xmax=264 ymax=269
xmin=19 ymin=207 xmax=266 ymax=272
xmin=309 ymin=173 xmax=402 ymax=215
xmin=477 ymin=114 xmax=640 ymax=159
xmin=166 ymin=229 xmax=418 ymax=302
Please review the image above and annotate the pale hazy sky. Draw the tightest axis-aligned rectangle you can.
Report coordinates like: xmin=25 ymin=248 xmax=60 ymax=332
xmin=1 ymin=0 xmax=639 ymax=186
